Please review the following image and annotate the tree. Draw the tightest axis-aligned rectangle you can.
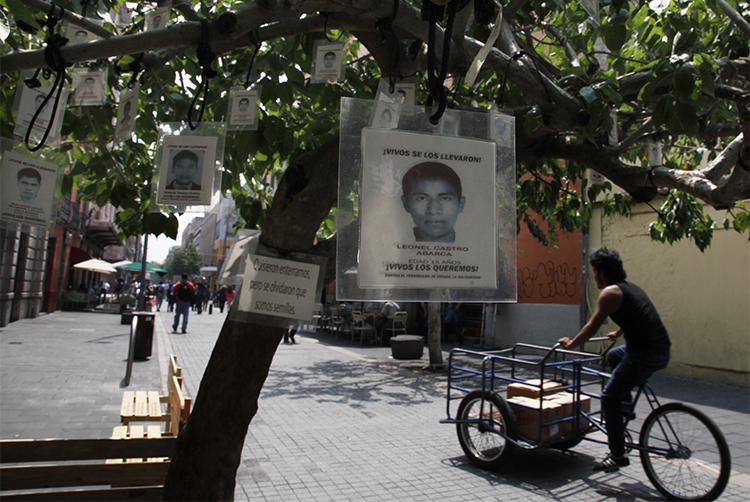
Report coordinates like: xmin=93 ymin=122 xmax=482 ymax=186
xmin=0 ymin=0 xmax=747 ymax=498
xmin=164 ymin=243 xmax=203 ymax=278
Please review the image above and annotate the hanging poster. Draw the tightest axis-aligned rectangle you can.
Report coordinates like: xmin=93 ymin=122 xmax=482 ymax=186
xmin=114 ymin=85 xmax=139 ymax=141
xmin=237 ymin=254 xmax=321 ymax=321
xmin=13 ymin=82 xmax=67 ymax=141
xmin=227 ymin=87 xmax=260 ymax=130
xmin=156 ymin=135 xmax=217 ymax=206
xmin=71 ymin=68 xmax=107 ymax=106
xmin=64 ymin=21 xmax=99 ymax=45
xmin=376 ymin=78 xmax=416 ymax=106
xmin=358 ymin=128 xmax=497 ymax=289
xmin=145 ymin=6 xmax=170 ymax=31
xmin=1 ymin=151 xmax=57 ymax=227
xmin=310 ymin=40 xmax=344 ymax=84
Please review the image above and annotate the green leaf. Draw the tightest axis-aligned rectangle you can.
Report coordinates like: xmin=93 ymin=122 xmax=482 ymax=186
xmin=674 ymin=102 xmax=699 ymax=136
xmin=672 ymin=69 xmax=695 ymax=100
xmin=578 ymin=86 xmax=598 ymax=105
xmin=1 ymin=0 xmax=40 ymax=31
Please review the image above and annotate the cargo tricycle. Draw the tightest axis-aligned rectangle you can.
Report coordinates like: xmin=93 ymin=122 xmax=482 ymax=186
xmin=440 ymin=339 xmax=731 ymax=501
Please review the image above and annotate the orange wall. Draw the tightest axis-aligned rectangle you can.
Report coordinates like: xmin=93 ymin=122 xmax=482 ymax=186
xmin=516 ymin=214 xmax=582 ymax=305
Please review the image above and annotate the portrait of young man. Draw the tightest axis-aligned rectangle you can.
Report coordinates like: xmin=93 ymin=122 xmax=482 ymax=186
xmin=357 ymin=128 xmax=498 ymax=290
xmin=1 ymin=151 xmax=58 ymax=228
xmin=166 ymin=149 xmax=202 ymax=190
xmin=401 ymin=162 xmax=466 ymax=243
xmin=312 ymin=43 xmax=343 ymax=83
xmin=16 ymin=167 xmax=42 ymax=204
xmin=156 ymin=135 xmax=217 ymax=206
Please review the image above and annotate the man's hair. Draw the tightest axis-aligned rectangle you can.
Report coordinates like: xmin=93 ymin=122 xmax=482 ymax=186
xmin=324 ymin=51 xmax=336 ymax=58
xmin=17 ymin=167 xmax=41 ymax=182
xmin=402 ymin=162 xmax=462 ymax=199
xmin=181 ymin=274 xmax=188 ymax=280
xmin=173 ymin=150 xmax=199 ymax=167
xmin=590 ymin=247 xmax=627 ymax=282
xmin=239 ymin=98 xmax=249 ymax=104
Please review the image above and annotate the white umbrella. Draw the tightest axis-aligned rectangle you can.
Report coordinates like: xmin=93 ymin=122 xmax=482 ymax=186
xmin=111 ymin=260 xmax=133 ymax=268
xmin=73 ymin=258 xmax=117 ymax=274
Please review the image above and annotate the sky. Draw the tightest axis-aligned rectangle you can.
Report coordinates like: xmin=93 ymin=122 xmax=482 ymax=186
xmin=146 ymin=212 xmax=202 ymax=264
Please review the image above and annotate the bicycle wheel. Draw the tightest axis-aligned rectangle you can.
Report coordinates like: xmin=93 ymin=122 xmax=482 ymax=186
xmin=639 ymin=403 xmax=731 ymax=501
xmin=456 ymin=390 xmax=517 ymax=470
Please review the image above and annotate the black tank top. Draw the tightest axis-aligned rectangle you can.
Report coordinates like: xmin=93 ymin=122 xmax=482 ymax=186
xmin=609 ymin=281 xmax=670 ymax=354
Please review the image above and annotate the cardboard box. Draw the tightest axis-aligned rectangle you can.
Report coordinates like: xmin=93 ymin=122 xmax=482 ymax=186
xmin=547 ymin=392 xmax=592 ymax=434
xmin=507 ymin=378 xmax=564 ymax=399
xmin=507 ymin=396 xmax=565 ymax=442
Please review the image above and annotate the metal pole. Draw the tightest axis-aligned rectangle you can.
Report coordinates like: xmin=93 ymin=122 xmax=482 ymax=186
xmin=137 ymin=234 xmax=148 ymax=311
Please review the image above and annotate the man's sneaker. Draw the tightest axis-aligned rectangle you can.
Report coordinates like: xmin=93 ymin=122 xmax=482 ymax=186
xmin=593 ymin=454 xmax=629 ymax=472
xmin=172 ymin=325 xmax=177 ymax=332
xmin=182 ymin=329 xmax=187 ymax=334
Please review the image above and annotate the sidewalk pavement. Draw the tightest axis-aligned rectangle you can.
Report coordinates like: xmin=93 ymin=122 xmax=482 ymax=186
xmin=1 ymin=308 xmax=749 ymax=501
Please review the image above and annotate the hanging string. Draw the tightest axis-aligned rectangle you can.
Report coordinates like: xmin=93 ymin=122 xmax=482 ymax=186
xmin=423 ymin=0 xmax=465 ymax=124
xmin=244 ymin=28 xmax=262 ymax=88
xmin=374 ymin=0 xmax=401 ymax=93
xmin=25 ymin=3 xmax=70 ymax=152
xmin=495 ymin=50 xmax=525 ymax=108
xmin=80 ymin=0 xmax=97 ymax=19
xmin=188 ymin=18 xmax=218 ymax=130
xmin=495 ymin=50 xmax=555 ymax=107
xmin=322 ymin=13 xmax=344 ymax=42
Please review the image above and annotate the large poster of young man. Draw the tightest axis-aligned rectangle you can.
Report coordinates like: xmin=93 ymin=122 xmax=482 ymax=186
xmin=156 ymin=135 xmax=217 ymax=206
xmin=358 ymin=128 xmax=497 ymax=289
xmin=1 ymin=151 xmax=58 ymax=227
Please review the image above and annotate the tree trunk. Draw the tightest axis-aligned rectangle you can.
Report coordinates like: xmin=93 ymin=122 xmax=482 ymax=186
xmin=427 ymin=302 xmax=444 ymax=369
xmin=162 ymin=137 xmax=340 ymax=500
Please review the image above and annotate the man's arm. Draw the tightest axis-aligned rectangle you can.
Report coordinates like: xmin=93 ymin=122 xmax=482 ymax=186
xmin=559 ymin=285 xmax=623 ymax=350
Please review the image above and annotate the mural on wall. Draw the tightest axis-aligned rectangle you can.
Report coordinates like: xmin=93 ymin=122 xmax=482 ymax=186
xmin=518 ymin=261 xmax=578 ymax=302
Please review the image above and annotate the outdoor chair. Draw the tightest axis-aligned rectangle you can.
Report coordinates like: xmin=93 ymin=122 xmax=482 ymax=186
xmin=383 ymin=311 xmax=408 ymax=342
xmin=351 ymin=311 xmax=377 ymax=345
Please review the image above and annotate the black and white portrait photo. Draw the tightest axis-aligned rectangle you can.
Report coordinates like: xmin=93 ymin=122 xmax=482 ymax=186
xmin=228 ymin=88 xmax=260 ymax=128
xmin=358 ymin=128 xmax=497 ymax=289
xmin=1 ymin=151 xmax=58 ymax=228
xmin=114 ymin=86 xmax=139 ymax=140
xmin=13 ymin=84 xmax=58 ymax=138
xmin=71 ymin=69 xmax=106 ymax=106
xmin=156 ymin=135 xmax=217 ymax=206
xmin=145 ymin=7 xmax=170 ymax=31
xmin=311 ymin=42 xmax=344 ymax=83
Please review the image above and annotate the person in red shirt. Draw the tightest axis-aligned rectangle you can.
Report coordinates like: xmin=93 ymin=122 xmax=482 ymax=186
xmin=171 ymin=274 xmax=196 ymax=333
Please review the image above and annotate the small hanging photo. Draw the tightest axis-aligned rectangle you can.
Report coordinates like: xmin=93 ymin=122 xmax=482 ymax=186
xmin=310 ymin=40 xmax=345 ymax=84
xmin=376 ymin=78 xmax=416 ymax=106
xmin=114 ymin=85 xmax=139 ymax=141
xmin=13 ymin=83 xmax=59 ymax=138
xmin=227 ymin=87 xmax=261 ymax=130
xmin=156 ymin=135 xmax=218 ymax=206
xmin=145 ymin=6 xmax=170 ymax=31
xmin=372 ymin=101 xmax=400 ymax=129
xmin=64 ymin=21 xmax=99 ymax=45
xmin=71 ymin=68 xmax=107 ymax=107
xmin=1 ymin=151 xmax=58 ymax=228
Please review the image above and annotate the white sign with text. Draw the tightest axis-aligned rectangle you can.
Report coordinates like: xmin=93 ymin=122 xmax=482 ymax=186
xmin=238 ymin=255 xmax=320 ymax=321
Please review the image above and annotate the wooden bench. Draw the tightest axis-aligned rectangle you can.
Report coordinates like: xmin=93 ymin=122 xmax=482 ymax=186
xmin=119 ymin=355 xmax=191 ymax=436
xmin=0 ymin=436 xmax=176 ymax=501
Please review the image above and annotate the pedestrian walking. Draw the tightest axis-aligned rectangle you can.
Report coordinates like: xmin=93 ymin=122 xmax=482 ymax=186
xmin=215 ymin=285 xmax=227 ymax=313
xmin=171 ymin=274 xmax=196 ymax=334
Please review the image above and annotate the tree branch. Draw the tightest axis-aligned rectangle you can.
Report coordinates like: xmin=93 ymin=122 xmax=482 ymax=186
xmin=715 ymin=0 xmax=750 ymax=38
xmin=616 ymin=116 xmax=654 ymax=154
xmin=524 ymin=133 xmax=749 ymax=209
xmin=19 ymin=0 xmax=115 ymax=39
